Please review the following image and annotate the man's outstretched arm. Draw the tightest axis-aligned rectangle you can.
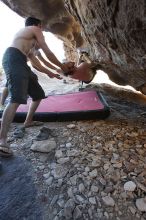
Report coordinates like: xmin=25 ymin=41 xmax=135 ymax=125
xmin=36 ymin=51 xmax=59 ymax=71
xmin=28 ymin=53 xmax=62 ymax=80
xmin=32 ymin=26 xmax=69 ymax=73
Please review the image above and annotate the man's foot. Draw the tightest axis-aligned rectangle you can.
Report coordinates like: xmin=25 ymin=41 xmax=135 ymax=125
xmin=24 ymin=121 xmax=44 ymax=128
xmin=0 ymin=145 xmax=13 ymax=157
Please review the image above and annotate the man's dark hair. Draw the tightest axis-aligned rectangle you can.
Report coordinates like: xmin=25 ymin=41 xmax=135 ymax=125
xmin=25 ymin=17 xmax=41 ymax=27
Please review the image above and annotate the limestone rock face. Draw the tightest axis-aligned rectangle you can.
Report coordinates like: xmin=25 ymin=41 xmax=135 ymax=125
xmin=1 ymin=0 xmax=146 ymax=89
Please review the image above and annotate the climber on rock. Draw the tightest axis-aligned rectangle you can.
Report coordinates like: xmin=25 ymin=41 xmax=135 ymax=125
xmin=59 ymin=50 xmax=100 ymax=84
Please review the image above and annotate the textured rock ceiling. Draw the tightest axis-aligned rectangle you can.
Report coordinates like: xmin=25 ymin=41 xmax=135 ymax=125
xmin=1 ymin=0 xmax=146 ymax=90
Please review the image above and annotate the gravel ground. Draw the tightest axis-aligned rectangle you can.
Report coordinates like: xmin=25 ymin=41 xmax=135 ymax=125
xmin=1 ymin=83 xmax=146 ymax=220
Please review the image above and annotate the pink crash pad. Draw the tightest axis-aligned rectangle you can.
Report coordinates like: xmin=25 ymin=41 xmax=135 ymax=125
xmin=15 ymin=90 xmax=110 ymax=122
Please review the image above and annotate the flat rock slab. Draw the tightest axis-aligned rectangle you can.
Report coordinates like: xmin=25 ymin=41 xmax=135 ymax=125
xmin=0 ymin=156 xmax=43 ymax=220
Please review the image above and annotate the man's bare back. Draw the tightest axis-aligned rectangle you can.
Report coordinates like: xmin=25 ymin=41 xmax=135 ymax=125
xmin=61 ymin=61 xmax=96 ymax=82
xmin=70 ymin=62 xmax=94 ymax=82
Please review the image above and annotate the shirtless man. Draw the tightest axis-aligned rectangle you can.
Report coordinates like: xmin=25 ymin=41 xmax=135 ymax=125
xmin=0 ymin=17 xmax=69 ymax=157
xmin=0 ymin=47 xmax=61 ymax=110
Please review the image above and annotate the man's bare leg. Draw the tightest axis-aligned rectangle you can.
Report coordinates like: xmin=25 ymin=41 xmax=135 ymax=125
xmin=0 ymin=87 xmax=9 ymax=106
xmin=0 ymin=102 xmax=19 ymax=146
xmin=24 ymin=99 xmax=42 ymax=127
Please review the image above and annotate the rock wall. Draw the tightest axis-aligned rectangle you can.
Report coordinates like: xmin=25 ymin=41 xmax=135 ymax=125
xmin=1 ymin=0 xmax=146 ymax=89
xmin=65 ymin=0 xmax=146 ymax=89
